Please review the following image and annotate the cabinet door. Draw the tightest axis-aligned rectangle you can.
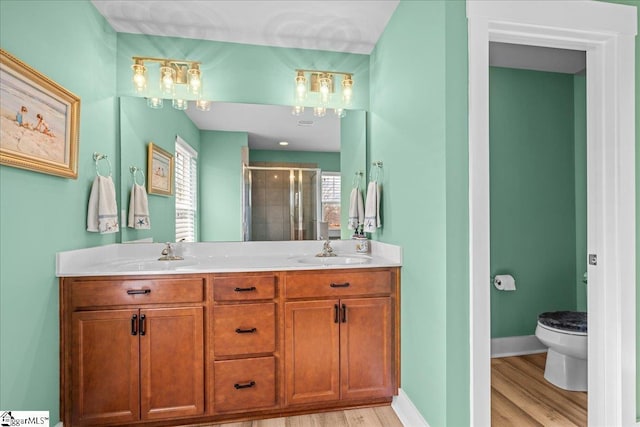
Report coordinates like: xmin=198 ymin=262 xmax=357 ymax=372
xmin=285 ymin=300 xmax=340 ymax=405
xmin=340 ymin=297 xmax=393 ymax=400
xmin=72 ymin=309 xmax=140 ymax=426
xmin=140 ymin=307 xmax=205 ymax=420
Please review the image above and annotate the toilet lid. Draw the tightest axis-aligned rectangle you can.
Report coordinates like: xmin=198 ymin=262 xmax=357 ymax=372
xmin=538 ymin=311 xmax=587 ymax=333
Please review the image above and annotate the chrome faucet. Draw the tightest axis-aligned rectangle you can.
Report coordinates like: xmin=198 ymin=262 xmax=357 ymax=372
xmin=158 ymin=242 xmax=184 ymax=261
xmin=316 ymin=239 xmax=337 ymax=257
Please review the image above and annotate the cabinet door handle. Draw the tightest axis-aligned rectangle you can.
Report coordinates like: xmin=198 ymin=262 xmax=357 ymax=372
xmin=234 ymin=286 xmax=257 ymax=292
xmin=127 ymin=289 xmax=151 ymax=295
xmin=342 ymin=304 xmax=347 ymax=323
xmin=131 ymin=314 xmax=138 ymax=335
xmin=235 ymin=327 xmax=257 ymax=334
xmin=334 ymin=304 xmax=339 ymax=323
xmin=234 ymin=381 xmax=256 ymax=390
xmin=139 ymin=314 xmax=146 ymax=336
xmin=330 ymin=282 xmax=350 ymax=288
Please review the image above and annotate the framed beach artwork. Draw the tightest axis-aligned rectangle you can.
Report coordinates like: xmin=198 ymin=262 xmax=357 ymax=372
xmin=147 ymin=142 xmax=173 ymax=196
xmin=0 ymin=49 xmax=80 ymax=179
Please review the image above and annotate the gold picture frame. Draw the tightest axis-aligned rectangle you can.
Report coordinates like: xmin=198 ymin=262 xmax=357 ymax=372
xmin=147 ymin=142 xmax=173 ymax=196
xmin=0 ymin=49 xmax=80 ymax=179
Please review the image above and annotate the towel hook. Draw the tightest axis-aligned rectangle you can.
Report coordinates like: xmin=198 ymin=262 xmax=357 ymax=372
xmin=93 ymin=152 xmax=112 ymax=177
xmin=352 ymin=171 xmax=363 ymax=188
xmin=130 ymin=166 xmax=145 ymax=186
xmin=370 ymin=161 xmax=383 ymax=182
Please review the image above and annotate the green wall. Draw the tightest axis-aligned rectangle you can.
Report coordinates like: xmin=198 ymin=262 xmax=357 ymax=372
xmin=574 ymin=74 xmax=588 ymax=312
xmin=119 ymin=96 xmax=200 ymax=243
xmin=0 ymin=1 xmax=118 ymax=420
xmin=200 ymin=131 xmax=247 ymax=241
xmin=249 ymin=149 xmax=340 ymax=171
xmin=340 ymin=109 xmax=368 ymax=238
xmin=489 ymin=67 xmax=579 ymax=338
xmin=368 ymin=1 xmax=469 ymax=425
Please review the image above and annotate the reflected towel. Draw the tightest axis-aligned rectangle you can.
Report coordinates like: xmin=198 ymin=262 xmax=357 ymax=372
xmin=347 ymin=187 xmax=364 ymax=230
xmin=363 ymin=181 xmax=381 ymax=233
xmin=128 ymin=183 xmax=151 ymax=229
xmin=87 ymin=176 xmax=119 ymax=234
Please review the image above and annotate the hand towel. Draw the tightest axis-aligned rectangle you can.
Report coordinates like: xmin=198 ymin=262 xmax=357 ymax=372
xmin=363 ymin=181 xmax=382 ymax=233
xmin=87 ymin=176 xmax=119 ymax=234
xmin=347 ymin=187 xmax=364 ymax=230
xmin=127 ymin=183 xmax=151 ymax=229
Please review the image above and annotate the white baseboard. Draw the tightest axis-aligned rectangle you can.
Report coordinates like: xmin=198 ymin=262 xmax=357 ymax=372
xmin=54 ymin=423 xmax=63 ymax=427
xmin=491 ymin=335 xmax=547 ymax=358
xmin=392 ymin=388 xmax=430 ymax=427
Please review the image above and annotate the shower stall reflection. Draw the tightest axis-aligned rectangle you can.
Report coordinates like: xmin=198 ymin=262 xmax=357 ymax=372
xmin=243 ymin=166 xmax=322 ymax=241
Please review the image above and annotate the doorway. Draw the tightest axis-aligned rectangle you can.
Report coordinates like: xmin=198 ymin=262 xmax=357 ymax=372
xmin=467 ymin=2 xmax=636 ymax=426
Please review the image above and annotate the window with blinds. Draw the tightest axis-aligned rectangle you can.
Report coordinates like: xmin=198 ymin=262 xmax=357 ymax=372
xmin=175 ymin=136 xmax=198 ymax=242
xmin=321 ymin=172 xmax=341 ymax=230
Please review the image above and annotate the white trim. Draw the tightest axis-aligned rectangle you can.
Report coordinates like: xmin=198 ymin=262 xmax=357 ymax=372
xmin=467 ymin=2 xmax=636 ymax=427
xmin=54 ymin=423 xmax=63 ymax=427
xmin=491 ymin=335 xmax=547 ymax=358
xmin=392 ymin=388 xmax=430 ymax=427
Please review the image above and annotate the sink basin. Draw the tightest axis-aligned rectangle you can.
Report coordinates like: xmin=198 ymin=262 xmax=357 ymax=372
xmin=112 ymin=258 xmax=199 ymax=272
xmin=293 ymin=254 xmax=372 ymax=266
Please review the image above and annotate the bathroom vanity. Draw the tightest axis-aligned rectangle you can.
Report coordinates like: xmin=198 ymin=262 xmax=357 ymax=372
xmin=57 ymin=241 xmax=401 ymax=426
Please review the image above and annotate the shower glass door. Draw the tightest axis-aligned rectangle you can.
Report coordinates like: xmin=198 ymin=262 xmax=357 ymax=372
xmin=243 ymin=166 xmax=321 ymax=241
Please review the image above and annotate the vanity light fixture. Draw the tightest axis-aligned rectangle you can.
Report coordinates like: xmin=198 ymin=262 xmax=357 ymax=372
xmin=132 ymin=56 xmax=211 ymax=111
xmin=293 ymin=69 xmax=354 ymax=118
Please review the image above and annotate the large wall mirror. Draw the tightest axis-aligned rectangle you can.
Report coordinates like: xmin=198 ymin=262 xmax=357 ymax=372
xmin=119 ymin=96 xmax=366 ymax=243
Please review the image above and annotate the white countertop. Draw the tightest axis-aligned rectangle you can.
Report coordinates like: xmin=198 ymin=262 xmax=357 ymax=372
xmin=56 ymin=240 xmax=402 ymax=277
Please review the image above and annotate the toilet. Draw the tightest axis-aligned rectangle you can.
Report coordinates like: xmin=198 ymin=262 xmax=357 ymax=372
xmin=535 ymin=311 xmax=587 ymax=391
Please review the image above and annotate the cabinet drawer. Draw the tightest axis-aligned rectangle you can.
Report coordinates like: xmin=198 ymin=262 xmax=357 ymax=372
xmin=284 ymin=270 xmax=392 ymax=299
xmin=213 ymin=275 xmax=276 ymax=301
xmin=214 ymin=303 xmax=275 ymax=356
xmin=70 ymin=277 xmax=205 ymax=307
xmin=214 ymin=357 xmax=276 ymax=413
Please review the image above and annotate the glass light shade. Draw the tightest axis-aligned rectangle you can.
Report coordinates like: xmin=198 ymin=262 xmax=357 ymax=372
xmin=196 ymin=99 xmax=211 ymax=111
xmin=147 ymin=97 xmax=163 ymax=109
xmin=313 ymin=106 xmax=326 ymax=118
xmin=172 ymin=98 xmax=188 ymax=110
xmin=160 ymin=64 xmax=176 ymax=96
xmin=291 ymin=105 xmax=305 ymax=116
xmin=342 ymin=75 xmax=353 ymax=105
xmin=188 ymin=65 xmax=202 ymax=95
xmin=319 ymin=74 xmax=331 ymax=105
xmin=295 ymin=71 xmax=307 ymax=102
xmin=334 ymin=108 xmax=346 ymax=118
xmin=132 ymin=63 xmax=147 ymax=93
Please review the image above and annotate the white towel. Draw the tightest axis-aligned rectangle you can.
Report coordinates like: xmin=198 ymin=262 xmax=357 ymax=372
xmin=347 ymin=187 xmax=364 ymax=230
xmin=128 ymin=183 xmax=151 ymax=229
xmin=363 ymin=181 xmax=382 ymax=233
xmin=87 ymin=176 xmax=119 ymax=234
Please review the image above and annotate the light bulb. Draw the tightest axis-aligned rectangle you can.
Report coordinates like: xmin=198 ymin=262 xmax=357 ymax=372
xmin=160 ymin=64 xmax=175 ymax=95
xmin=131 ymin=62 xmax=147 ymax=93
xmin=147 ymin=97 xmax=163 ymax=109
xmin=172 ymin=98 xmax=188 ymax=110
xmin=295 ymin=71 xmax=307 ymax=102
xmin=188 ymin=64 xmax=202 ymax=95
xmin=291 ymin=105 xmax=305 ymax=116
xmin=319 ymin=74 xmax=331 ymax=105
xmin=342 ymin=74 xmax=353 ymax=105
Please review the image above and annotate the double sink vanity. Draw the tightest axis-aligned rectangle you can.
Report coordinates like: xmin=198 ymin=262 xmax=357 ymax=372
xmin=57 ymin=240 xmax=402 ymax=426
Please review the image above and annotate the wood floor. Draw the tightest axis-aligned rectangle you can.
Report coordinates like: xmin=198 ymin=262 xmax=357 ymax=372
xmin=492 ymin=353 xmax=587 ymax=427
xmin=206 ymin=406 xmax=403 ymax=427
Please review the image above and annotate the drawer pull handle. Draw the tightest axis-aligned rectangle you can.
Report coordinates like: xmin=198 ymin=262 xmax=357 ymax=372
xmin=127 ymin=289 xmax=151 ymax=295
xmin=342 ymin=304 xmax=347 ymax=323
xmin=234 ymin=381 xmax=256 ymax=390
xmin=235 ymin=327 xmax=257 ymax=334
xmin=330 ymin=282 xmax=350 ymax=288
xmin=131 ymin=314 xmax=138 ymax=335
xmin=334 ymin=304 xmax=339 ymax=323
xmin=139 ymin=314 xmax=146 ymax=336
xmin=234 ymin=286 xmax=257 ymax=292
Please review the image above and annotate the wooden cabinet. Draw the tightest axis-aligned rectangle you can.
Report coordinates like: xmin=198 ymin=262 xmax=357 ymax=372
xmin=62 ymin=276 xmax=206 ymax=426
xmin=283 ymin=270 xmax=396 ymax=407
xmin=60 ymin=267 xmax=398 ymax=426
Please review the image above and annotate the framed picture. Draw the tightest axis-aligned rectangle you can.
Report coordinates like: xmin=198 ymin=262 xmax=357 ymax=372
xmin=0 ymin=49 xmax=80 ymax=179
xmin=147 ymin=142 xmax=173 ymax=196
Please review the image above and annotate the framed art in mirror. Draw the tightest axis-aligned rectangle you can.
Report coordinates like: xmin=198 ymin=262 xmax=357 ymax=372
xmin=147 ymin=142 xmax=173 ymax=196
xmin=0 ymin=49 xmax=80 ymax=179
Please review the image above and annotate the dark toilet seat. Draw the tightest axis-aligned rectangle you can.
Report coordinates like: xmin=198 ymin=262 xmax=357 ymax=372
xmin=538 ymin=311 xmax=587 ymax=334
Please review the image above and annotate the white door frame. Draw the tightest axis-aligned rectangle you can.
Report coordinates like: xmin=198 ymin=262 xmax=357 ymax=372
xmin=467 ymin=2 xmax=637 ymax=426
